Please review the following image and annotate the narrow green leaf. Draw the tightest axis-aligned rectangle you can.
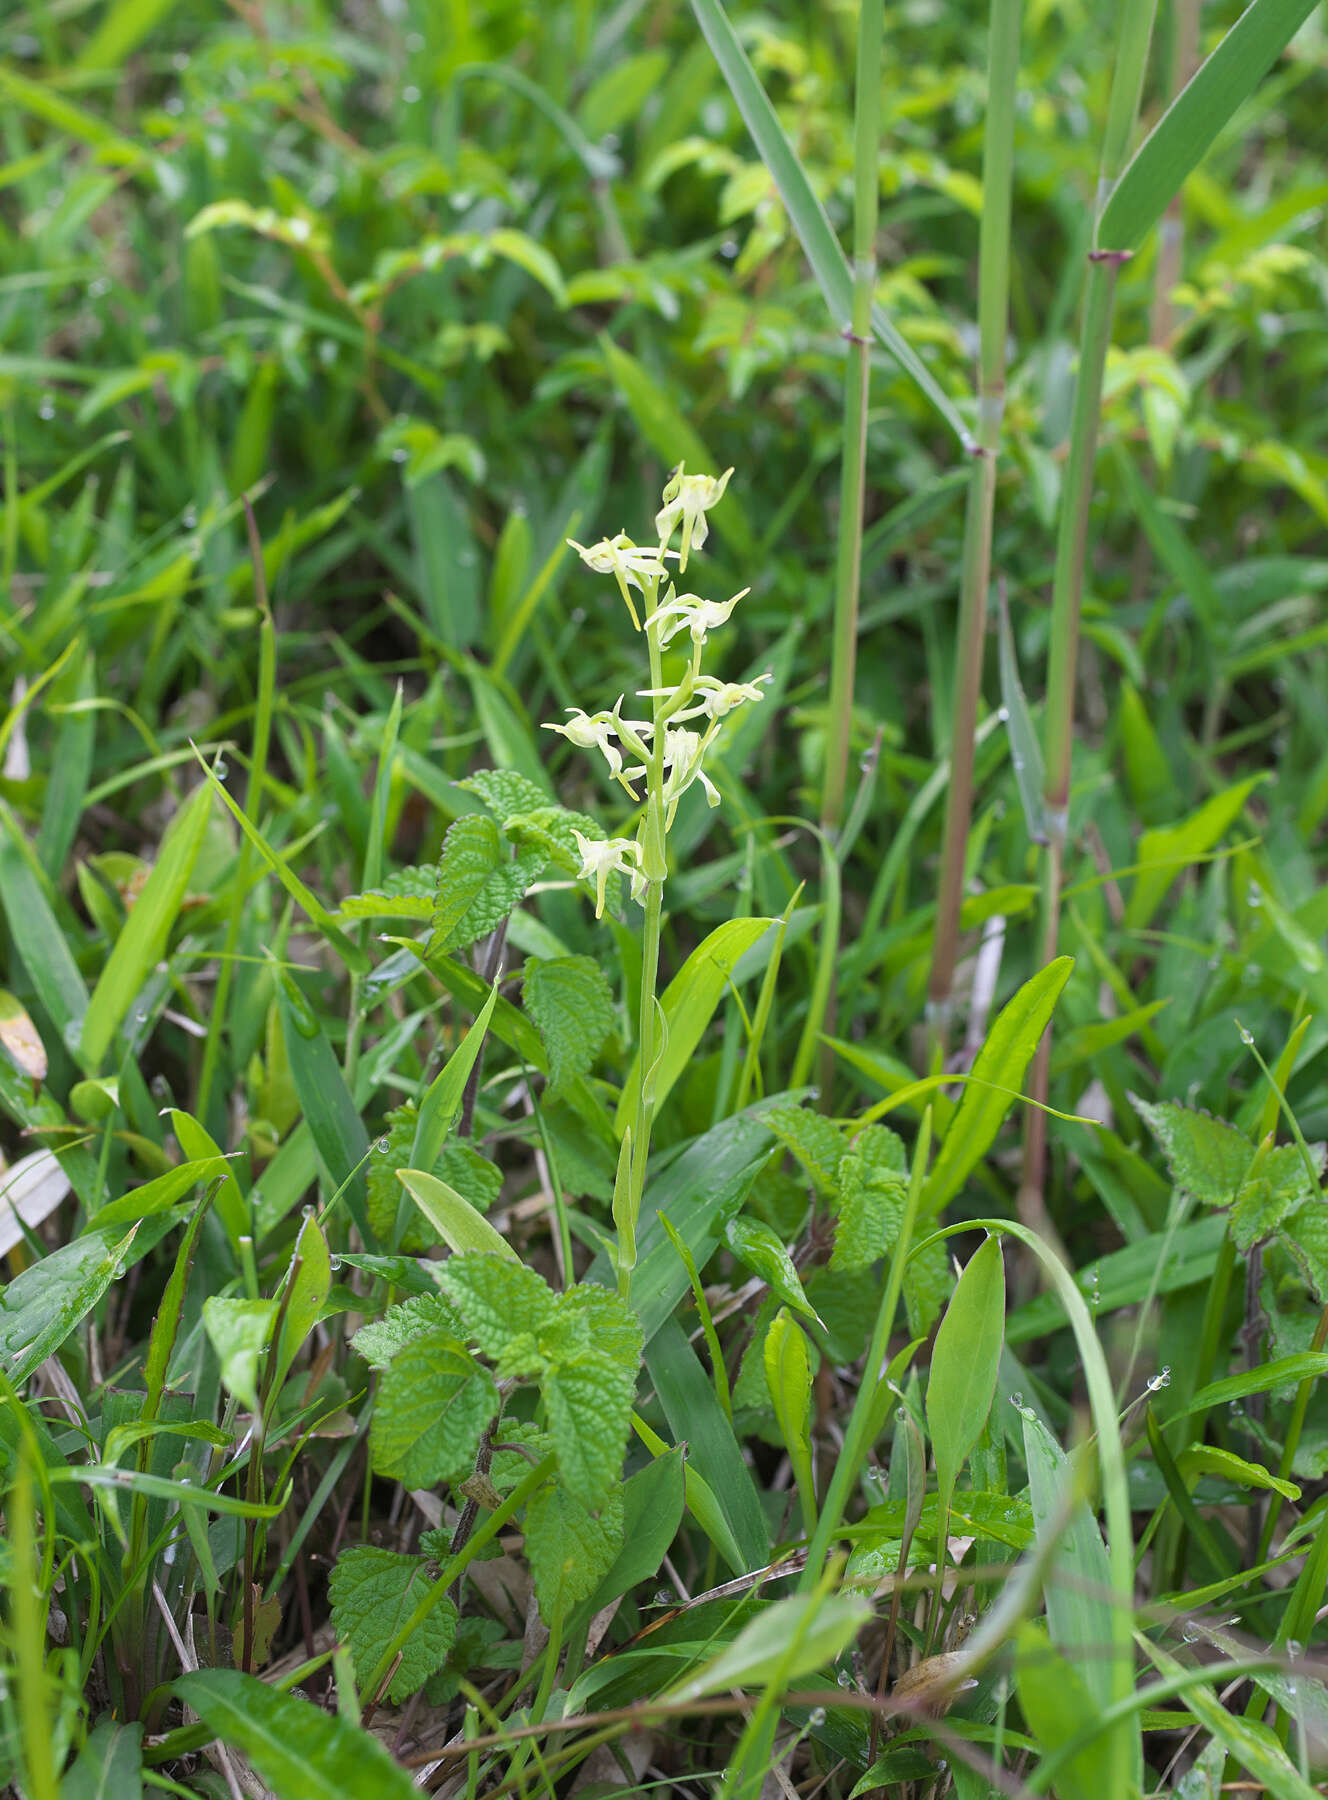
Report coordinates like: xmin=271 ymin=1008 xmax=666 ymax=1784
xmin=1015 ymin=1623 xmax=1101 ymax=1800
xmin=667 ymin=1590 xmax=871 ymax=1701
xmin=275 ymin=973 xmax=373 ymax=1244
xmin=173 ymin=1670 xmax=420 ymax=1800
xmin=59 ymin=1719 xmax=143 ymax=1800
xmin=408 ymin=979 xmax=498 ymax=1171
xmin=1141 ymin=1639 xmax=1321 ymax=1800
xmin=998 ymin=588 xmax=1048 ymax=844
xmin=585 ymin=1449 xmax=686 ymax=1614
xmin=1177 ymin=1443 xmax=1300 ymax=1501
xmin=81 ymin=780 xmax=212 ymax=1069
xmin=90 ymin=1155 xmax=232 ymax=1231
xmin=1098 ymin=0 xmax=1321 ymax=253
xmin=925 ymin=1235 xmax=1005 ymax=1496
xmin=1022 ymin=1410 xmax=1118 ymax=1714
xmin=921 ymin=957 xmax=1073 ymax=1215
xmin=1125 ymin=775 xmax=1263 ymax=931
xmin=764 ymin=1309 xmax=817 ymax=1530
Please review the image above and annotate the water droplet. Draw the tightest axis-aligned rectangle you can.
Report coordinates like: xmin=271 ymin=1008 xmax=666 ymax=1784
xmin=182 ymin=506 xmax=197 ymax=527
xmin=808 ymin=1706 xmax=826 ymax=1727
xmin=405 ymin=31 xmax=425 ymax=50
xmin=172 ymin=51 xmax=190 ymax=70
xmin=653 ymin=1589 xmax=671 ymax=1607
xmin=1239 ymin=1024 xmax=1255 ymax=1045
xmin=1285 ymin=1638 xmax=1303 ymax=1659
xmin=38 ymin=398 xmax=55 ymax=421
xmin=1181 ymin=1620 xmax=1200 ymax=1643
xmin=720 ymin=239 xmax=739 ymax=258
xmin=391 ymin=447 xmax=409 ymax=463
xmin=1009 ymin=1391 xmax=1023 ymax=1408
xmin=164 ymin=95 xmax=183 ymax=115
xmin=214 ymin=759 xmax=228 ymax=779
xmin=837 ymin=1670 xmax=853 ymax=1688
xmin=375 ymin=1137 xmax=392 ymax=1154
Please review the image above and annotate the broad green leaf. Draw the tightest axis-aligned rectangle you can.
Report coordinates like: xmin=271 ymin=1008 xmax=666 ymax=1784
xmin=1177 ymin=1444 xmax=1300 ymax=1501
xmin=1048 ymin=999 xmax=1170 ymax=1079
xmin=1124 ymin=776 xmax=1263 ymax=931
xmin=0 ymin=1227 xmax=137 ymax=1387
xmin=1185 ymin=1353 xmax=1328 ymax=1418
xmin=90 ymin=1155 xmax=233 ymax=1230
xmin=543 ymin=1349 xmax=639 ymax=1509
xmin=525 ymin=1481 xmax=624 ymax=1623
xmin=1023 ymin=1411 xmax=1117 ymax=1714
xmin=273 ymin=1211 xmax=331 ymax=1397
xmin=725 ymin=1217 xmax=821 ymax=1325
xmin=174 ymin=1669 xmax=420 ymax=1800
xmin=167 ymin=1109 xmax=247 ymax=1245
xmin=925 ymin=1235 xmax=1005 ymax=1497
xmin=409 ymin=978 xmax=499 ymax=1172
xmin=646 ymin=1314 xmax=768 ymax=1572
xmin=1130 ymin=1096 xmax=1253 ymax=1205
xmin=585 ymin=1448 xmax=686 ymax=1613
xmin=59 ymin=1718 xmax=142 ymax=1800
xmin=1098 ymin=0 xmax=1322 ymax=253
xmin=763 ymin=1309 xmax=815 ymax=1526
xmin=401 ymin=1170 xmax=517 ymax=1261
xmin=351 ymin=1293 xmax=466 ymax=1369
xmin=429 ymin=813 xmax=541 ymax=957
xmin=685 ymin=0 xmax=972 ymax=448
xmin=328 ymin=1546 xmax=457 ymax=1703
xmin=667 ymin=1590 xmax=871 ymax=1701
xmin=922 ymin=958 xmax=1073 ymax=1215
xmin=435 ymin=1251 xmax=555 ymax=1354
xmin=0 ymin=817 xmax=90 ymax=1047
xmin=80 ymin=780 xmax=212 ymax=1070
xmin=370 ymin=1329 xmax=498 ymax=1488
xmin=615 ymin=918 xmax=773 ymax=1137
xmin=202 ymin=1297 xmax=277 ymax=1414
xmin=1015 ymin=1623 xmax=1101 ymax=1800
xmin=522 ymin=956 xmax=614 ymax=1090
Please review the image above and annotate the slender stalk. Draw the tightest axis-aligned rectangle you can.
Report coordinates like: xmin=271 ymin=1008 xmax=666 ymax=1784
xmin=927 ymin=0 xmax=1023 ymax=1047
xmin=1149 ymin=0 xmax=1199 ymax=348
xmin=819 ymin=0 xmax=881 ymax=835
xmin=1020 ymin=0 xmax=1158 ymax=1220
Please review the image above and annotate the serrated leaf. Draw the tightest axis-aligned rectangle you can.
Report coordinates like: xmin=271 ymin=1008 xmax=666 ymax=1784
xmin=336 ymin=865 xmax=436 ymax=921
xmin=832 ymin=1151 xmax=907 ymax=1274
xmin=761 ymin=1104 xmax=846 ymax=1195
xmin=1230 ymin=1141 xmax=1323 ymax=1250
xmin=1130 ymin=1096 xmax=1253 ymax=1206
xmin=1284 ymin=1197 xmax=1328 ymax=1300
xmin=525 ymin=1481 xmax=624 ymax=1623
xmin=523 ymin=956 xmax=614 ymax=1090
xmin=173 ymin=1669 xmax=420 ymax=1800
xmin=725 ymin=1216 xmax=821 ymax=1325
xmin=554 ymin=1283 xmax=644 ymax=1369
xmin=370 ymin=1329 xmax=498 ymax=1488
xmin=460 ymin=768 xmax=549 ymax=820
xmin=328 ymin=1546 xmax=457 ymax=1704
xmin=505 ymin=805 xmax=604 ymax=875
xmin=429 ymin=814 xmax=542 ymax=957
xmin=436 ymin=1253 xmax=557 ymax=1358
xmin=351 ymin=1293 xmax=465 ymax=1369
xmin=543 ymin=1349 xmax=638 ymax=1509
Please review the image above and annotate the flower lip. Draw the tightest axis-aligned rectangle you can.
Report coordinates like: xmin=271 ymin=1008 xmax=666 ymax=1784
xmin=655 ymin=464 xmax=734 ymax=571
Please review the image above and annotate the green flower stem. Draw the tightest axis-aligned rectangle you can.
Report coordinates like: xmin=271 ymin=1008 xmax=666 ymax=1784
xmin=621 ymin=580 xmax=669 ymax=1303
xmin=926 ymin=0 xmax=1022 ymax=1047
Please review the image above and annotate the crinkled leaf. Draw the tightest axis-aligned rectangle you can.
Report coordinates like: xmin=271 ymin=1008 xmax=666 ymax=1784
xmin=525 ymin=1480 xmax=624 ymax=1623
xmin=725 ymin=1216 xmax=821 ymax=1325
xmin=1130 ymin=1096 xmax=1253 ymax=1206
xmin=436 ymin=1253 xmax=558 ymax=1360
xmin=761 ymin=1105 xmax=846 ymax=1195
xmin=1230 ymin=1141 xmax=1324 ymax=1250
xmin=336 ymin=865 xmax=436 ymax=921
xmin=352 ymin=1292 xmax=466 ymax=1369
xmin=429 ymin=814 xmax=542 ymax=957
xmin=370 ymin=1329 xmax=498 ymax=1487
xmin=505 ymin=805 xmax=604 ymax=875
xmin=460 ymin=768 xmax=550 ymax=821
xmin=327 ymin=1546 xmax=457 ymax=1703
xmin=1284 ymin=1197 xmax=1328 ymax=1300
xmin=554 ymin=1282 xmax=644 ymax=1368
xmin=523 ymin=955 xmax=615 ymax=1090
xmin=543 ymin=1350 xmax=637 ymax=1508
xmin=832 ymin=1150 xmax=907 ymax=1274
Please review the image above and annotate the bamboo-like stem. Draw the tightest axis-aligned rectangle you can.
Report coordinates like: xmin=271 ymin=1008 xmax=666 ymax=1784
xmin=927 ymin=0 xmax=1023 ymax=1050
xmin=1149 ymin=0 xmax=1200 ymax=347
xmin=819 ymin=0 xmax=882 ymax=833
xmin=1020 ymin=0 xmax=1159 ymax=1222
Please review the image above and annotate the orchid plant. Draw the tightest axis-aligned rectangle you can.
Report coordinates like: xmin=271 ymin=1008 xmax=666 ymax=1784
xmin=547 ymin=466 xmax=767 ymax=1298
